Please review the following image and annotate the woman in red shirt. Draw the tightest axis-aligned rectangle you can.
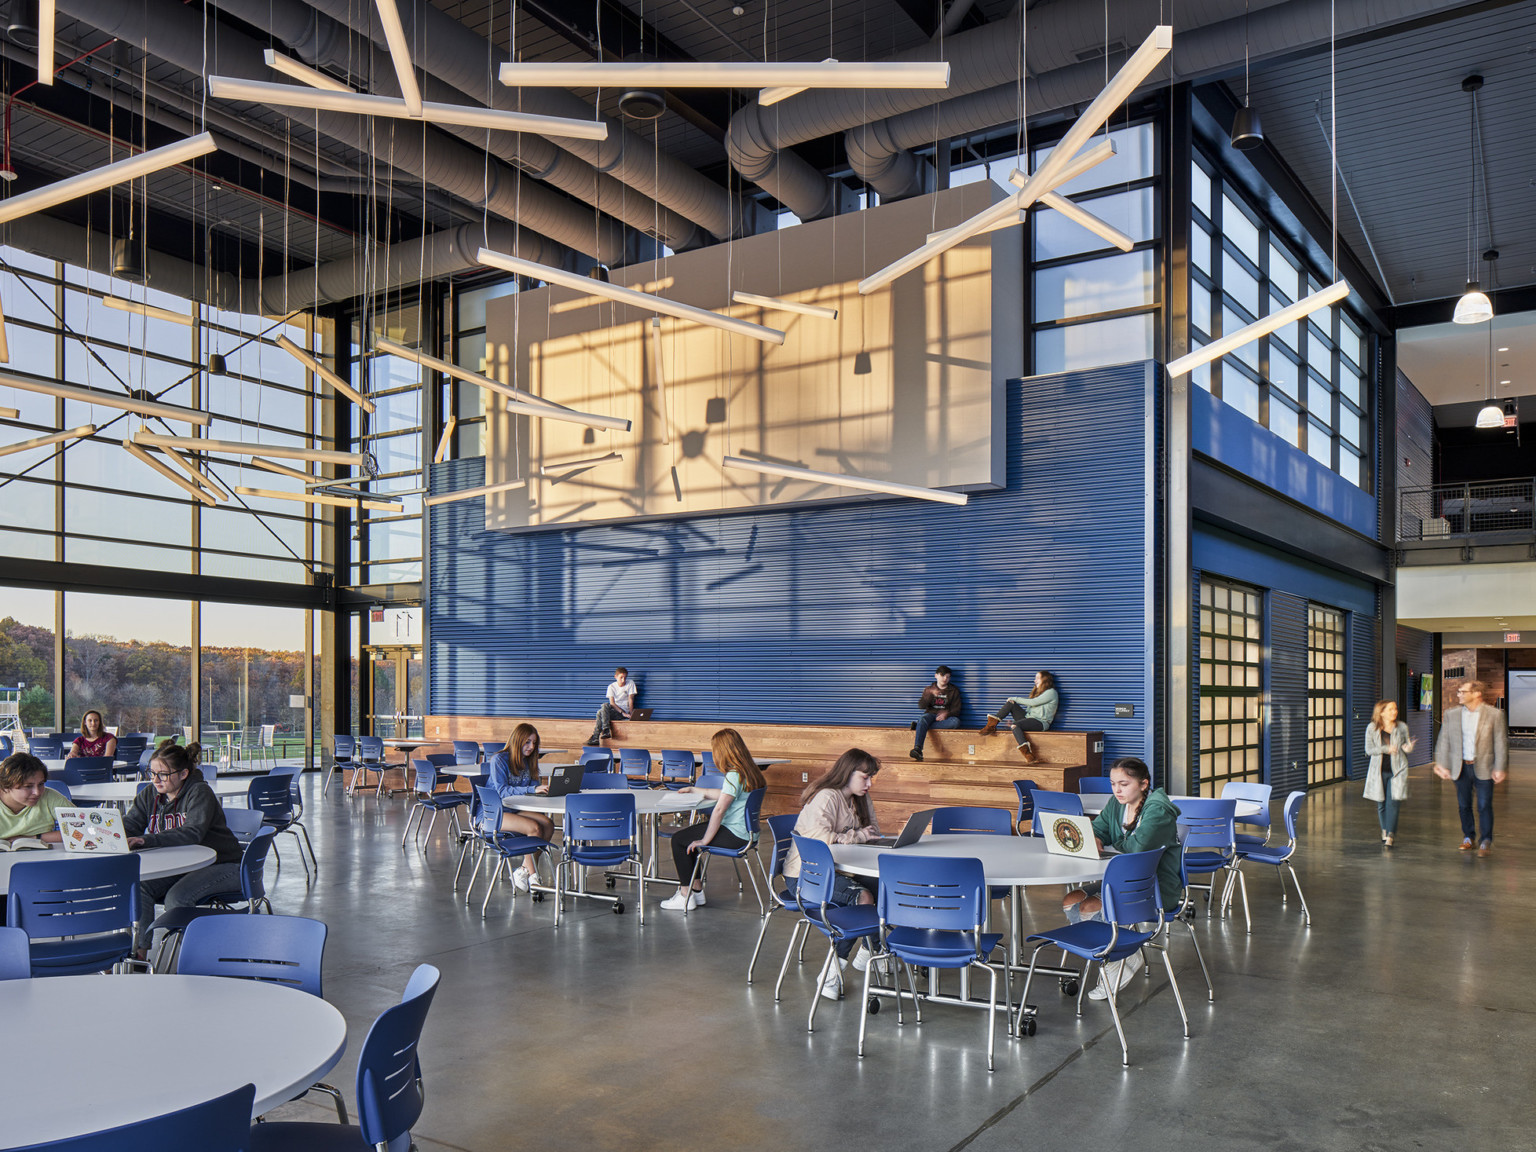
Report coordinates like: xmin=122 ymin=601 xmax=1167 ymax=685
xmin=65 ymin=710 xmax=117 ymax=760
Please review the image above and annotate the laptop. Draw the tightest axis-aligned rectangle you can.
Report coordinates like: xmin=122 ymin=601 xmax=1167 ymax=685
xmin=56 ymin=807 xmax=130 ymax=854
xmin=869 ymin=808 xmax=936 ymax=849
xmin=1041 ymin=813 xmax=1116 ymax=859
xmin=629 ymin=708 xmax=653 ymax=721
xmin=544 ymin=764 xmax=584 ymax=797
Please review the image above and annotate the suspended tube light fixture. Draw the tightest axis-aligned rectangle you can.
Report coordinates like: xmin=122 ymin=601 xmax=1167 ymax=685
xmin=539 ymin=451 xmax=623 ymax=476
xmin=0 ymin=423 xmax=94 ymax=458
xmin=102 ymin=296 xmax=195 ymax=327
xmin=860 ymin=23 xmax=1170 ymax=294
xmin=0 ymin=407 xmax=17 ymax=419
xmin=424 ymin=478 xmax=528 ymax=507
xmin=36 ymin=0 xmax=53 ymax=85
xmin=0 ymin=371 xmax=211 ymax=424
xmin=723 ymin=455 xmax=968 ymax=507
xmin=156 ymin=441 xmax=231 ymax=501
xmin=477 ymin=248 xmax=786 ymax=346
xmin=235 ymin=485 xmax=399 ymax=511
xmin=758 ymin=57 xmax=836 ymax=107
xmin=1036 ymin=191 xmax=1134 ymax=252
xmin=121 ymin=439 xmax=219 ymax=505
xmin=730 ymin=291 xmax=839 ymax=320
xmin=0 ymin=295 xmax=10 ymax=361
xmin=504 ymin=397 xmax=633 ymax=432
xmin=1166 ymin=281 xmax=1350 ymax=378
xmin=373 ymin=337 xmax=583 ymax=415
xmin=498 ymin=59 xmax=949 ymax=100
xmin=263 ymin=49 xmax=352 ymax=93
xmin=0 ymin=132 xmax=216 ymax=225
xmin=373 ymin=0 xmax=423 ymax=116
xmin=207 ymin=77 xmax=609 ymax=141
xmin=132 ymin=431 xmax=368 ymax=468
xmin=250 ymin=456 xmax=317 ymax=482
xmin=275 ymin=335 xmax=375 ymax=412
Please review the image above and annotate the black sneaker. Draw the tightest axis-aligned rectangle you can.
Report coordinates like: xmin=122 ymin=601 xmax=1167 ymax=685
xmin=908 ymin=748 xmax=923 ymax=761
xmin=909 ymin=721 xmax=918 ymax=730
xmin=584 ymin=737 xmax=601 ymax=747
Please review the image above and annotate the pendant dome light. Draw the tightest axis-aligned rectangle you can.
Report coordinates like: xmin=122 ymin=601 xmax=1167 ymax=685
xmin=1230 ymin=0 xmax=1264 ymax=151
xmin=1452 ymin=75 xmax=1493 ymax=325
xmin=1474 ymin=319 xmax=1502 ymax=429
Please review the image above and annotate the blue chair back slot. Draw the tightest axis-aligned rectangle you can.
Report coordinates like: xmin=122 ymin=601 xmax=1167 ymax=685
xmin=248 ymin=774 xmax=295 ymax=824
xmin=27 ymin=737 xmax=62 ymax=759
xmin=563 ymin=793 xmax=638 ymax=866
xmin=1175 ymin=797 xmax=1238 ymax=856
xmin=1100 ymin=848 xmax=1166 ymax=927
xmin=472 ymin=785 xmax=505 ymax=839
xmin=222 ymin=805 xmax=266 ymax=844
xmin=931 ymin=806 xmax=1013 ymax=836
xmin=1281 ymin=790 xmax=1306 ymax=838
xmin=43 ymin=780 xmax=71 ymax=800
xmin=790 ymin=834 xmax=840 ymax=909
xmin=577 ymin=747 xmax=613 ymax=767
xmin=480 ymin=742 xmax=505 ymax=758
xmin=355 ymin=964 xmax=441 ymax=1149
xmin=411 ymin=759 xmax=440 ymax=796
xmin=659 ymin=750 xmax=695 ymax=789
xmin=236 ymin=828 xmax=277 ymax=907
xmin=356 ymin=736 xmax=384 ymax=764
xmin=15 ymin=1083 xmax=256 ymax=1150
xmin=581 ymin=771 xmax=629 ymax=791
xmin=178 ymin=914 xmax=327 ymax=998
xmin=332 ymin=734 xmax=355 ymax=763
xmin=1030 ymin=790 xmax=1084 ymax=836
xmin=7 ymin=853 xmax=141 ymax=975
xmin=877 ymin=854 xmax=987 ymax=933
xmin=617 ymin=747 xmax=651 ymax=772
xmin=696 ymin=771 xmax=726 ymax=791
xmin=1077 ymin=777 xmax=1114 ymax=794
xmin=451 ymin=741 xmax=481 ymax=766
xmin=765 ymin=814 xmax=797 ymax=888
xmin=0 ymin=925 xmax=30 ymax=980
xmin=63 ymin=757 xmax=113 ymax=785
xmin=701 ymin=750 xmax=715 ymax=769
xmin=1222 ymin=780 xmax=1274 ymax=839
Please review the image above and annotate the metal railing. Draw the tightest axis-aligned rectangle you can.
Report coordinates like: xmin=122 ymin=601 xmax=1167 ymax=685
xmin=1400 ymin=478 xmax=1535 ymax=541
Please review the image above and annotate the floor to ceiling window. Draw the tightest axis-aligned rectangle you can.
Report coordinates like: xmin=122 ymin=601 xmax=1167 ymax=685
xmin=63 ymin=592 xmax=192 ymax=741
xmin=1197 ymin=576 xmax=1265 ymax=795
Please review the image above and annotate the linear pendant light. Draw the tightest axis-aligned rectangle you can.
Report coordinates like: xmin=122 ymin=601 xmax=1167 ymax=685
xmin=478 ymin=248 xmax=786 ymax=346
xmin=207 ymin=77 xmax=609 ymax=141
xmin=37 ymin=0 xmax=54 ymax=85
xmin=0 ymin=407 xmax=17 ymax=419
xmin=133 ymin=432 xmax=367 ymax=467
xmin=433 ymin=414 xmax=457 ymax=464
xmin=504 ymin=397 xmax=632 ymax=432
xmin=0 ymin=423 xmax=94 ymax=458
xmin=373 ymin=0 xmax=423 ymax=116
xmin=759 ymin=57 xmax=836 ymax=106
xmin=275 ymin=335 xmax=375 ymax=412
xmin=121 ymin=439 xmax=218 ymax=505
xmin=424 ymin=478 xmax=528 ymax=507
xmin=263 ymin=49 xmax=352 ymax=93
xmin=1037 ymin=190 xmax=1134 ymax=251
xmin=235 ymin=485 xmax=398 ymax=511
xmin=539 ymin=451 xmax=623 ymax=476
xmin=157 ymin=442 xmax=231 ymax=501
xmin=373 ymin=337 xmax=577 ymax=414
xmin=723 ymin=454 xmax=968 ymax=506
xmin=0 ymin=370 xmax=211 ymax=424
xmin=730 ymin=291 xmax=839 ymax=320
xmin=650 ymin=317 xmax=670 ymax=445
xmin=250 ymin=456 xmax=317 ymax=482
xmin=498 ymin=60 xmax=949 ymax=98
xmin=0 ymin=295 xmax=9 ymax=362
xmin=921 ymin=143 xmax=1122 ymax=244
xmin=102 ymin=296 xmax=195 ymax=327
xmin=1165 ymin=280 xmax=1350 ymax=378
xmin=865 ymin=137 xmax=1116 ymax=293
xmin=0 ymin=132 xmax=216 ymax=226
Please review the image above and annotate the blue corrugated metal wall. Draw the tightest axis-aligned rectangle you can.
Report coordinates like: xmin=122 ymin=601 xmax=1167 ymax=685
xmin=1348 ymin=604 xmax=1381 ymax=780
xmin=428 ymin=364 xmax=1156 ymax=763
xmin=1267 ymin=591 xmax=1309 ymax=796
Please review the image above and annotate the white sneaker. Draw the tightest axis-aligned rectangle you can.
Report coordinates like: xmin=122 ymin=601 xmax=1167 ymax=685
xmin=1117 ymin=951 xmax=1144 ymax=989
xmin=512 ymin=868 xmax=532 ymax=892
xmin=1087 ymin=961 xmax=1119 ymax=1000
xmin=692 ymin=890 xmax=706 ymax=907
xmin=659 ymin=889 xmax=700 ymax=911
xmin=819 ymin=957 xmax=848 ymax=1001
xmin=851 ymin=944 xmax=873 ymax=972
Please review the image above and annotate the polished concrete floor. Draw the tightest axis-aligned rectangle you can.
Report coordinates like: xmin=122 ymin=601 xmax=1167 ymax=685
xmin=256 ymin=756 xmax=1536 ymax=1152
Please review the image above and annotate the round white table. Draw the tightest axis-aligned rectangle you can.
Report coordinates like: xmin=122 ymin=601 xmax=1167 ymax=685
xmin=831 ymin=832 xmax=1108 ymax=888
xmin=66 ymin=779 xmax=253 ymax=804
xmin=1080 ymin=794 xmax=1266 ymax=819
xmin=504 ymin=790 xmax=714 ymax=881
xmin=0 ymin=973 xmax=347 ymax=1145
xmin=0 ymin=844 xmax=216 ymax=891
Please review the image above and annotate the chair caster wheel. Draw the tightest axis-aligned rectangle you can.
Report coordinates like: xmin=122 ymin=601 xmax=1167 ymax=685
xmin=605 ymin=876 xmax=617 ymax=889
xmin=1019 ymin=1014 xmax=1038 ymax=1037
xmin=531 ymin=892 xmax=544 ymax=903
xmin=1061 ymin=979 xmax=1079 ymax=997
xmin=867 ymin=997 xmax=880 ymax=1015
xmin=613 ymin=902 xmax=625 ymax=915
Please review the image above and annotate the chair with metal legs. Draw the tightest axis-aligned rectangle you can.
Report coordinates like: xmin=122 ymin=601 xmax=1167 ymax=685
xmin=1012 ymin=779 xmax=1040 ymax=835
xmin=779 ymin=835 xmax=880 ymax=1032
xmin=349 ymin=736 xmax=386 ymax=797
xmin=1030 ymin=790 xmax=1084 ymax=835
xmin=401 ymin=759 xmax=471 ymax=848
xmin=463 ymin=785 xmax=553 ymax=918
xmin=1077 ymin=777 xmax=1114 ymax=795
xmin=746 ymin=814 xmax=799 ymax=986
xmin=1229 ymin=790 xmax=1310 ymax=927
xmin=1019 ymin=848 xmax=1188 ymax=1065
xmin=683 ymin=788 xmax=768 ymax=916
xmin=555 ymin=792 xmax=644 ymax=925
xmin=23 ymin=1084 xmax=255 ymax=1150
xmin=1176 ymin=797 xmax=1245 ymax=932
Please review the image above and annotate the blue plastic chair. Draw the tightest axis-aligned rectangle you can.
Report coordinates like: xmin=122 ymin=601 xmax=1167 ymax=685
xmin=402 ymin=759 xmax=471 ymax=848
xmin=136 ymin=748 xmax=155 ymax=781
xmin=0 ymin=925 xmax=30 ymax=980
xmin=63 ymin=757 xmax=113 ymax=785
xmin=1176 ymin=797 xmax=1245 ymax=931
xmin=350 ymin=736 xmax=387 ymax=798
xmin=464 ymin=785 xmax=553 ymax=917
xmin=323 ymin=733 xmax=354 ymax=796
xmin=695 ymin=771 xmax=726 ymax=791
xmin=1012 ymin=779 xmax=1040 ymax=835
xmin=659 ymin=750 xmax=695 ymax=790
xmin=452 ymin=740 xmax=482 ymax=767
xmin=248 ymin=964 xmax=440 ymax=1152
xmin=581 ymin=771 xmax=629 ymax=790
xmin=577 ymin=747 xmax=614 ymax=770
xmin=1230 ymin=791 xmax=1310 ymax=927
xmin=1077 ymin=777 xmax=1114 ymax=795
xmin=150 ymin=829 xmax=277 ymax=969
xmin=617 ymin=747 xmax=653 ymax=787
xmin=556 ymin=792 xmax=643 ymax=925
xmin=8 ymin=853 xmax=140 ymax=976
xmin=178 ymin=913 xmax=347 ymax=1121
xmin=1221 ymin=780 xmax=1274 ymax=850
xmin=112 ymin=739 xmax=148 ymax=779
xmin=11 ymin=1083 xmax=256 ymax=1151
xmin=480 ymin=741 xmax=506 ymax=759
xmin=0 ymin=734 xmax=11 ymax=758
xmin=27 ymin=737 xmax=62 ymax=759
xmin=781 ymin=835 xmax=881 ymax=1031
xmin=684 ymin=787 xmax=768 ymax=916
xmin=249 ymin=774 xmax=316 ymax=878
xmin=745 ymin=814 xmax=800 ymax=986
xmin=1030 ymin=790 xmax=1084 ymax=836
xmin=1019 ymin=849 xmax=1187 ymax=1065
xmin=931 ymin=806 xmax=1014 ymax=836
xmin=701 ymin=749 xmax=715 ymax=769
xmin=43 ymin=779 xmax=71 ymax=800
xmin=223 ymin=805 xmax=266 ymax=845
xmin=861 ymin=854 xmax=1007 ymax=1071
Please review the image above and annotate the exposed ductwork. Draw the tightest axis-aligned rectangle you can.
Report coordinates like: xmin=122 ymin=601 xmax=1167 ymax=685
xmin=53 ymin=0 xmax=628 ymax=267
xmin=845 ymin=0 xmax=1475 ymax=204
xmin=6 ymin=207 xmax=576 ymax=315
xmin=297 ymin=0 xmax=737 ymax=243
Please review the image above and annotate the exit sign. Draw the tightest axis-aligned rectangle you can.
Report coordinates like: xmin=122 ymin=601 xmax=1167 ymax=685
xmin=1506 ymin=632 xmax=1521 ymax=643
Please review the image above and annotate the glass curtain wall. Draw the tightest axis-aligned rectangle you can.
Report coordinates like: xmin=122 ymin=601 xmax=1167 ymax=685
xmin=201 ymin=604 xmax=309 ymax=767
xmin=63 ymin=592 xmax=192 ymax=742
xmin=0 ymin=587 xmax=57 ymax=731
xmin=351 ymin=303 xmax=425 ymax=585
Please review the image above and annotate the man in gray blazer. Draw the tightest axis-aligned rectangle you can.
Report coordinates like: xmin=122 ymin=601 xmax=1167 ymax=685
xmin=1433 ymin=680 xmax=1508 ymax=856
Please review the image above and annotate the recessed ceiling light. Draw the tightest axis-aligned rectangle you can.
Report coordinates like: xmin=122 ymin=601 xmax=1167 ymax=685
xmin=1498 ymin=346 xmax=1510 ymax=351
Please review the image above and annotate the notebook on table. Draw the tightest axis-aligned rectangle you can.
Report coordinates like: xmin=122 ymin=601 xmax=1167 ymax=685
xmin=1042 ymin=813 xmax=1117 ymax=859
xmin=56 ymin=808 xmax=130 ymax=853
xmin=868 ymin=808 xmax=935 ymax=849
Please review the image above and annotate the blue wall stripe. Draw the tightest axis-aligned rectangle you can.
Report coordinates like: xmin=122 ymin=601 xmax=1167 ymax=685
xmin=1268 ymin=591 xmax=1309 ymax=796
xmin=428 ymin=363 xmax=1157 ymax=765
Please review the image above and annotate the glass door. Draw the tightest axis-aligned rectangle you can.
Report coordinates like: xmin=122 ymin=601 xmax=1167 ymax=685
xmin=365 ymin=647 xmax=423 ymax=738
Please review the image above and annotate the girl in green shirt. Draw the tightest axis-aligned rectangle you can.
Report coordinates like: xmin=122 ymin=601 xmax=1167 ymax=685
xmin=0 ymin=753 xmax=66 ymax=844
